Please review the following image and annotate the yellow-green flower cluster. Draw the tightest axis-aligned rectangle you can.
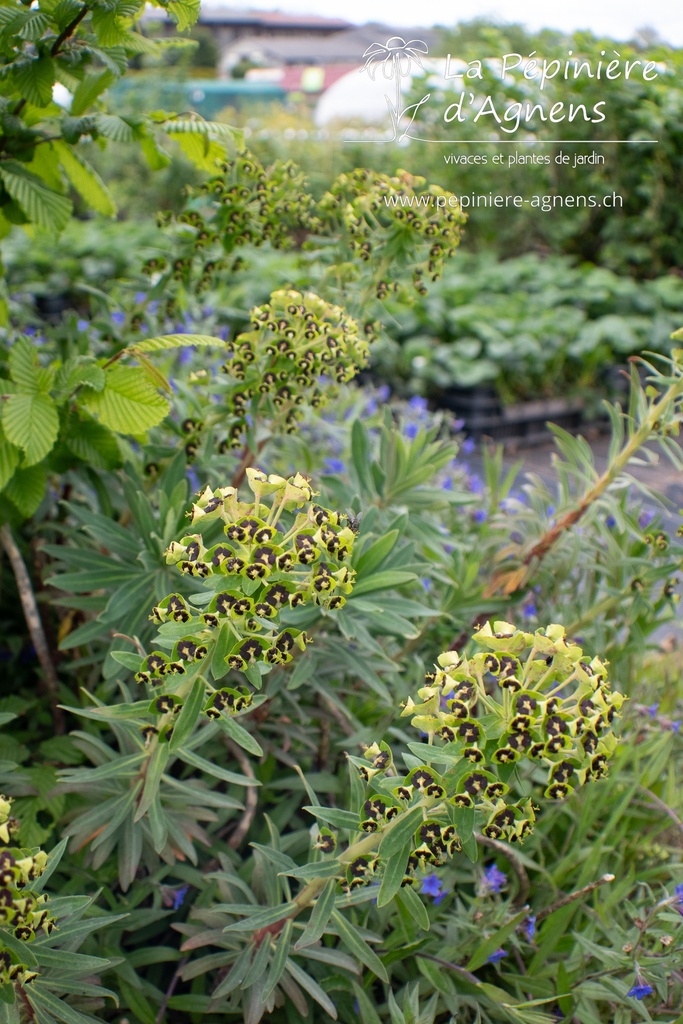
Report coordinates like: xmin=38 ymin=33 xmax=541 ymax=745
xmin=0 ymin=796 xmax=55 ymax=987
xmin=135 ymin=471 xmax=355 ymax=696
xmin=217 ymin=290 xmax=369 ymax=450
xmin=318 ymin=168 xmax=465 ymax=297
xmin=146 ymin=152 xmax=319 ymax=292
xmin=345 ymin=623 xmax=623 ymax=890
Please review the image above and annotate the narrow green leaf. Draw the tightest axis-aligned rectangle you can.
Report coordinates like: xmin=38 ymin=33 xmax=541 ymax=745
xmin=379 ymin=805 xmax=424 ymax=858
xmin=169 ymin=677 xmax=205 ymax=752
xmin=355 ymin=530 xmax=399 ymax=576
xmin=294 ymin=879 xmax=337 ymax=949
xmin=330 ymin=910 xmax=388 ymax=983
xmin=351 ymin=571 xmax=416 ymax=597
xmin=178 ymin=747 xmax=259 ymax=787
xmin=222 ymin=903 xmax=296 ymax=934
xmin=466 ymin=909 xmax=529 ymax=971
xmin=285 ymin=958 xmax=337 ymax=1019
xmin=217 ymin=715 xmax=263 ymax=757
xmin=303 ymin=806 xmax=359 ymax=831
xmin=262 ymin=919 xmax=293 ymax=1003
xmin=134 ymin=743 xmax=170 ymax=822
xmin=396 ymin=884 xmax=430 ymax=931
xmin=376 ymin=841 xmax=411 ymax=908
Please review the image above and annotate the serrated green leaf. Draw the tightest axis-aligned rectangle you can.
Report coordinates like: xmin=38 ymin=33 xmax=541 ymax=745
xmin=8 ymin=336 xmax=39 ymax=392
xmin=166 ymin=0 xmax=201 ymax=32
xmin=0 ymin=162 xmax=71 ymax=232
xmin=65 ymin=414 xmax=121 ymax=470
xmin=170 ymin=131 xmax=225 ymax=171
xmin=129 ymin=333 xmax=227 ymax=355
xmin=14 ymin=56 xmax=54 ymax=107
xmin=52 ymin=141 xmax=117 ymax=217
xmin=4 ymin=462 xmax=47 ymax=517
xmin=0 ymin=430 xmax=20 ymax=490
xmin=70 ymin=70 xmax=116 ymax=116
xmin=2 ymin=392 xmax=58 ymax=465
xmin=82 ymin=365 xmax=169 ymax=434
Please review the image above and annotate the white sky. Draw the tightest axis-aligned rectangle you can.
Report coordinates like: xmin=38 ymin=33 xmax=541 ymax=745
xmin=231 ymin=1 xmax=683 ymax=46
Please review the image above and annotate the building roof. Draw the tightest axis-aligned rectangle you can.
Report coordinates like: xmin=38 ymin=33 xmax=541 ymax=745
xmin=178 ymin=6 xmax=352 ymax=29
xmin=223 ymin=25 xmax=438 ymax=66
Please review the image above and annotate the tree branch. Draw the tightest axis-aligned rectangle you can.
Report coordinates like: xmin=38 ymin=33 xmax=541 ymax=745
xmin=51 ymin=4 xmax=89 ymax=57
xmin=0 ymin=524 xmax=64 ymax=733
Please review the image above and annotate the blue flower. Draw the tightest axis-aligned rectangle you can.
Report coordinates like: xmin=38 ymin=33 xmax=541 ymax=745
xmin=547 ymin=505 xmax=555 ymax=517
xmin=605 ymin=514 xmax=617 ymax=528
xmin=134 ymin=291 xmax=147 ymax=304
xmin=522 ymin=600 xmax=537 ymax=619
xmin=323 ymin=458 xmax=345 ymax=475
xmin=377 ymin=384 xmax=391 ymax=402
xmin=148 ymin=300 xmax=160 ymax=315
xmin=481 ymin=863 xmax=507 ymax=894
xmin=462 ymin=437 xmax=475 ymax=456
xmin=111 ymin=311 xmax=125 ymax=326
xmin=672 ymin=720 xmax=681 ymax=733
xmin=76 ymin=319 xmax=89 ymax=332
xmin=186 ymin=468 xmax=201 ymax=493
xmin=404 ymin=423 xmax=419 ymax=440
xmin=173 ymin=885 xmax=189 ymax=910
xmin=646 ymin=703 xmax=659 ymax=717
xmin=627 ymin=982 xmax=654 ymax=1000
xmin=442 ymin=477 xmax=453 ymax=491
xmin=473 ymin=509 xmax=487 ymax=524
xmin=421 ymin=578 xmax=432 ymax=592
xmin=674 ymin=883 xmax=683 ymax=915
xmin=487 ymin=949 xmax=507 ymax=963
xmin=365 ymin=398 xmax=378 ymax=415
xmin=453 ymin=417 xmax=465 ymax=431
xmin=468 ymin=474 xmax=484 ymax=494
xmin=523 ymin=915 xmax=536 ymax=941
xmin=420 ymin=873 xmax=447 ymax=905
xmin=639 ymin=510 xmax=655 ymax=529
xmin=408 ymin=395 xmax=428 ymax=415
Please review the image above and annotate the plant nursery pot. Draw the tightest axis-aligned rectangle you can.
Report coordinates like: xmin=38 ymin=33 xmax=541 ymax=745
xmin=434 ymin=386 xmax=585 ymax=445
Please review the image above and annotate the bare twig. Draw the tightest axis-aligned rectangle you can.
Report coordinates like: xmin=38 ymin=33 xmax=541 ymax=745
xmin=475 ymin=832 xmax=530 ymax=907
xmin=638 ymin=786 xmax=683 ymax=837
xmin=536 ymin=873 xmax=615 ymax=923
xmin=414 ymin=952 xmax=481 ymax=986
xmin=51 ymin=4 xmax=89 ymax=56
xmin=223 ymin=738 xmax=259 ymax=849
xmin=0 ymin=524 xmax=64 ymax=733
xmin=154 ymin=954 xmax=188 ymax=1024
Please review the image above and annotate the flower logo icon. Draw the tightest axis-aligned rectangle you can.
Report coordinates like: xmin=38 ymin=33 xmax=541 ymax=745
xmin=361 ymin=36 xmax=430 ymax=140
